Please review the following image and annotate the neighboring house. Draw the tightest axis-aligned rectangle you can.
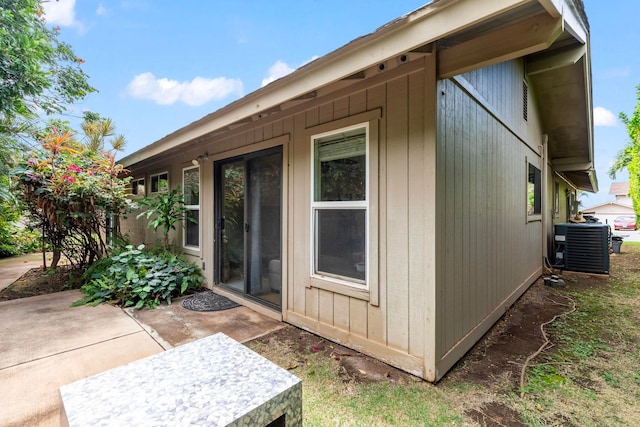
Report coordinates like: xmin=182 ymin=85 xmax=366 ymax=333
xmin=582 ymin=202 xmax=635 ymax=226
xmin=609 ymin=182 xmax=632 ymax=206
xmin=120 ymin=0 xmax=596 ymax=381
xmin=583 ymin=182 xmax=634 ymax=226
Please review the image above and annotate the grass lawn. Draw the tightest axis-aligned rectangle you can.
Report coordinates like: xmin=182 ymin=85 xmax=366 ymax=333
xmin=247 ymin=242 xmax=640 ymax=426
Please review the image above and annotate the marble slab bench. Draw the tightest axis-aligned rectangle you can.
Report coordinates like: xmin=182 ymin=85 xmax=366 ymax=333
xmin=59 ymin=332 xmax=302 ymax=426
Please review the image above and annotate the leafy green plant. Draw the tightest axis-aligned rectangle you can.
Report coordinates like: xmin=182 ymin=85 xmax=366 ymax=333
xmin=0 ymin=226 xmax=42 ymax=257
xmin=0 ymin=196 xmax=43 ymax=257
xmin=73 ymin=244 xmax=203 ymax=309
xmin=137 ymin=188 xmax=195 ymax=251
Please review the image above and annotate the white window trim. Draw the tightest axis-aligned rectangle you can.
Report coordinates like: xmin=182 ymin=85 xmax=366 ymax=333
xmin=182 ymin=165 xmax=200 ymax=250
xmin=310 ymin=122 xmax=370 ymax=290
xmin=150 ymin=171 xmax=169 ymax=194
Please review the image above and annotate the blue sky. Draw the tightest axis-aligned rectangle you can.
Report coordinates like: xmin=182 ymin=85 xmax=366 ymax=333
xmin=42 ymin=0 xmax=637 ymax=207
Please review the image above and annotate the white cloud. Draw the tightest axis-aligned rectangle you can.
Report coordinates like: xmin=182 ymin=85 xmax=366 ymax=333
xmin=302 ymin=55 xmax=320 ymax=66
xmin=43 ymin=0 xmax=76 ymax=26
xmin=261 ymin=61 xmax=296 ymax=87
xmin=125 ymin=72 xmax=244 ymax=106
xmin=261 ymin=56 xmax=320 ymax=87
xmin=43 ymin=0 xmax=87 ymax=33
xmin=594 ymin=106 xmax=618 ymax=127
xmin=96 ymin=4 xmax=108 ymax=16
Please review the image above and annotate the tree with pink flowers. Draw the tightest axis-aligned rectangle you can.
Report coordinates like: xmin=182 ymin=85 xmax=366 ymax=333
xmin=13 ymin=125 xmax=131 ymax=268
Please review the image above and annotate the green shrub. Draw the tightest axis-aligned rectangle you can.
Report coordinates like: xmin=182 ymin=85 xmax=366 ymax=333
xmin=0 ymin=223 xmax=42 ymax=258
xmin=74 ymin=244 xmax=203 ymax=309
xmin=14 ymin=227 xmax=43 ymax=254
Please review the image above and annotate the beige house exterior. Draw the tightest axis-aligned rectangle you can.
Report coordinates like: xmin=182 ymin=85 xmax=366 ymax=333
xmin=120 ymin=0 xmax=597 ymax=381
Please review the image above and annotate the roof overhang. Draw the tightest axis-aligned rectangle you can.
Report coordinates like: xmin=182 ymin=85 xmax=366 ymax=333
xmin=121 ymin=0 xmax=596 ymax=194
xmin=433 ymin=0 xmax=596 ymax=193
xmin=526 ymin=1 xmax=596 ymax=192
xmin=527 ymin=42 xmax=597 ymax=192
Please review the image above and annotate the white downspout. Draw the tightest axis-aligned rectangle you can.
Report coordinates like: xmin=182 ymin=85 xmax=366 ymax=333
xmin=541 ymin=134 xmax=549 ymax=261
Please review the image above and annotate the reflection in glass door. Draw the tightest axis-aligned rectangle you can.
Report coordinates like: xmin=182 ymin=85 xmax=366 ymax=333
xmin=218 ymin=160 xmax=245 ymax=292
xmin=215 ymin=147 xmax=282 ymax=308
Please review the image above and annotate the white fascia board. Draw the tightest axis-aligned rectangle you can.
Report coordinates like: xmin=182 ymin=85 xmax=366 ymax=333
xmin=538 ymin=0 xmax=588 ymax=43
xmin=553 ymin=161 xmax=593 ymax=172
xmin=120 ymin=0 xmax=532 ymax=167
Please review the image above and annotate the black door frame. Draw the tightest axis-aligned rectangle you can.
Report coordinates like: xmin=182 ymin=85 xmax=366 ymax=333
xmin=213 ymin=145 xmax=283 ymax=307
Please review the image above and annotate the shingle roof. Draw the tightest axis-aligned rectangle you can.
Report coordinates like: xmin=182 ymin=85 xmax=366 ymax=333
xmin=609 ymin=182 xmax=630 ymax=196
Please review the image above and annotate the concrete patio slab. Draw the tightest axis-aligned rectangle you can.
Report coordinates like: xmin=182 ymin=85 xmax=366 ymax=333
xmin=0 ymin=290 xmax=147 ymax=368
xmin=0 ymin=264 xmax=285 ymax=427
xmin=127 ymin=296 xmax=284 ymax=348
xmin=0 ymin=290 xmax=164 ymax=427
xmin=0 ymin=333 xmax=162 ymax=427
xmin=0 ymin=252 xmax=48 ymax=291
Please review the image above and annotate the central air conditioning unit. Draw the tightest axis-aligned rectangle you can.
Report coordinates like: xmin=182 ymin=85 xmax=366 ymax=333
xmin=554 ymin=223 xmax=610 ymax=274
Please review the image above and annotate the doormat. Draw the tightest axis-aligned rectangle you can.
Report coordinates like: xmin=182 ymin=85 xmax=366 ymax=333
xmin=182 ymin=290 xmax=240 ymax=312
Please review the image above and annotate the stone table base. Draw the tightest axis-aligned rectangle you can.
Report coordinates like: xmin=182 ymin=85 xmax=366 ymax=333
xmin=59 ymin=333 xmax=301 ymax=426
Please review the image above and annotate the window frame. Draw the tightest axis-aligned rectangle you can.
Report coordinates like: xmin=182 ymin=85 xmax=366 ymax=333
xmin=310 ymin=122 xmax=370 ymax=290
xmin=527 ymin=161 xmax=542 ymax=221
xmin=182 ymin=165 xmax=200 ymax=250
xmin=150 ymin=171 xmax=169 ymax=194
xmin=130 ymin=177 xmax=146 ymax=198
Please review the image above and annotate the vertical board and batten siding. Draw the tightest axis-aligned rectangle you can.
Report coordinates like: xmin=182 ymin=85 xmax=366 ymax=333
xmin=435 ymin=59 xmax=543 ymax=375
xmin=124 ymin=54 xmax=548 ymax=380
xmin=124 ymin=119 xmax=292 ymax=292
xmin=385 ymin=75 xmax=411 ymax=353
xmin=284 ymin=57 xmax=436 ymax=377
xmin=120 ymin=58 xmax=435 ymax=376
xmin=366 ymin=82 xmax=388 ymax=349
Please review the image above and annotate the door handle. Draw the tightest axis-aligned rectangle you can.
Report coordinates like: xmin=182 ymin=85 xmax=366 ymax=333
xmin=216 ymin=218 xmax=225 ymax=230
xmin=244 ymin=223 xmax=250 ymax=232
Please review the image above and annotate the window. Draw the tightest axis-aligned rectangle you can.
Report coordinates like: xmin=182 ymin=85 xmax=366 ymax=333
xmin=150 ymin=172 xmax=168 ymax=193
xmin=527 ymin=163 xmax=541 ymax=216
xmin=131 ymin=178 xmax=145 ymax=197
xmin=311 ymin=124 xmax=368 ymax=284
xmin=183 ymin=166 xmax=200 ymax=248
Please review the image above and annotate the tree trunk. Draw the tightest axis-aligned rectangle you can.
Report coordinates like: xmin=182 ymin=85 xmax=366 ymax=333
xmin=51 ymin=248 xmax=61 ymax=268
xmin=41 ymin=226 xmax=46 ymax=270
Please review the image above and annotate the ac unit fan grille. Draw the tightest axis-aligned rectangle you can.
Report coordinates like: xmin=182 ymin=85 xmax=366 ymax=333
xmin=565 ymin=226 xmax=609 ymax=274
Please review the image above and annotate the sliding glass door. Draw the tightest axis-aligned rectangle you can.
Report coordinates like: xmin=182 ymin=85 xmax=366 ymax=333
xmin=215 ymin=146 xmax=282 ymax=308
